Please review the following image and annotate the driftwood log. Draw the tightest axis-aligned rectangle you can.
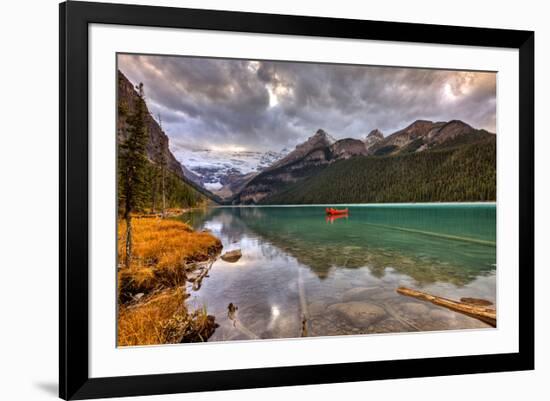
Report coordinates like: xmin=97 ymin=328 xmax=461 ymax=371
xmin=396 ymin=287 xmax=496 ymax=327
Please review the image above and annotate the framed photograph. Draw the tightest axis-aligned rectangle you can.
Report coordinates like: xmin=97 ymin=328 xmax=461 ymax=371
xmin=60 ymin=1 xmax=534 ymax=399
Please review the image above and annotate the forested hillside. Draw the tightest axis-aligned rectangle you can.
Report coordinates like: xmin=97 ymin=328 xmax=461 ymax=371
xmin=263 ymin=137 xmax=496 ymax=204
xmin=117 ymin=72 xmax=213 ymax=214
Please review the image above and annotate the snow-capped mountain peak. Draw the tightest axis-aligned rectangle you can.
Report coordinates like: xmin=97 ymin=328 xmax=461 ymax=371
xmin=173 ymin=147 xmax=290 ymax=192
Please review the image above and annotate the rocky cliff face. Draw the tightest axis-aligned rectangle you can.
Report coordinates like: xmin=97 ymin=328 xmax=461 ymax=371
xmin=330 ymin=138 xmax=368 ymax=159
xmin=368 ymin=119 xmax=493 ymax=156
xmin=364 ymin=129 xmax=384 ymax=150
xmin=433 ymin=120 xmax=478 ymax=144
xmin=117 ymin=71 xmax=200 ymax=182
xmin=268 ymin=129 xmax=336 ymax=171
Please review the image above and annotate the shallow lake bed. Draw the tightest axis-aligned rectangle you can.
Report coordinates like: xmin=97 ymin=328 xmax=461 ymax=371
xmin=178 ymin=204 xmax=496 ymax=342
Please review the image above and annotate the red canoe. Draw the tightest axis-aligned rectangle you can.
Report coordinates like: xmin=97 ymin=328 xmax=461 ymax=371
xmin=325 ymin=207 xmax=349 ymax=215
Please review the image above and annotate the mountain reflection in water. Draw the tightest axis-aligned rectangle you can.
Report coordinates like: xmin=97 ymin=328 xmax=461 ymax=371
xmin=178 ymin=205 xmax=496 ymax=342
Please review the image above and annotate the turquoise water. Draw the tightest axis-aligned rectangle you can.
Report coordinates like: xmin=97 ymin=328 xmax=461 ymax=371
xmin=179 ymin=204 xmax=496 ymax=341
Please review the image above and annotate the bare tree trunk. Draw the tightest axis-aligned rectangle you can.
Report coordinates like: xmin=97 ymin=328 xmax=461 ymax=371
xmin=159 ymin=134 xmax=167 ymax=218
xmin=396 ymin=287 xmax=496 ymax=327
xmin=124 ymin=211 xmax=132 ymax=268
xmin=161 ymin=165 xmax=166 ymax=218
xmin=151 ymin=173 xmax=157 ymax=214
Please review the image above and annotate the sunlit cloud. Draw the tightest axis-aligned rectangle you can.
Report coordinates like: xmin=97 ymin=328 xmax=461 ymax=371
xmin=209 ymin=145 xmax=248 ymax=152
xmin=118 ymin=54 xmax=496 ymax=152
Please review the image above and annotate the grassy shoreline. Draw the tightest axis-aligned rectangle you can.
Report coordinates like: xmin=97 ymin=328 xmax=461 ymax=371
xmin=117 ymin=215 xmax=222 ymax=346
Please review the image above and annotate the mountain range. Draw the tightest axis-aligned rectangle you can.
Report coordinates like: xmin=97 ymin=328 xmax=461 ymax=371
xmin=118 ymin=70 xmax=496 ymax=206
xmin=232 ymin=120 xmax=495 ymax=204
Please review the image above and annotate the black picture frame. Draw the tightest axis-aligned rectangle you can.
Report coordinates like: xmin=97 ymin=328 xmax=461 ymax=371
xmin=59 ymin=1 xmax=534 ymax=399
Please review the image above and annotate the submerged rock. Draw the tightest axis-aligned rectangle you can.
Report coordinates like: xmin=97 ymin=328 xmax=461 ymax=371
xmin=399 ymin=302 xmax=430 ymax=316
xmin=429 ymin=309 xmax=455 ymax=321
xmin=369 ymin=290 xmax=395 ymax=301
xmin=368 ymin=317 xmax=416 ymax=334
xmin=327 ymin=302 xmax=386 ymax=328
xmin=221 ymin=249 xmax=242 ymax=263
xmin=342 ymin=287 xmax=377 ymax=302
xmin=460 ymin=297 xmax=493 ymax=307
xmin=308 ymin=301 xmax=326 ymax=316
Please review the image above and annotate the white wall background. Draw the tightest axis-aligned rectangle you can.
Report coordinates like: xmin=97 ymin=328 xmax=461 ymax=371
xmin=0 ymin=0 xmax=547 ymax=400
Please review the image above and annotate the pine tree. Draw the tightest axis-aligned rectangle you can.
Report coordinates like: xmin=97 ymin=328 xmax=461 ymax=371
xmin=159 ymin=135 xmax=167 ymax=218
xmin=119 ymin=82 xmax=149 ymax=267
xmin=150 ymin=164 xmax=158 ymax=214
xmin=156 ymin=113 xmax=168 ymax=217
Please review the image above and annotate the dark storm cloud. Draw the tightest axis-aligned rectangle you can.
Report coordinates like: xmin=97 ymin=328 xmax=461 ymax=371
xmin=118 ymin=54 xmax=496 ymax=152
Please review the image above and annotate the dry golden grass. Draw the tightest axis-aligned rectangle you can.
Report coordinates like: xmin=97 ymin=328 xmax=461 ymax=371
xmin=133 ymin=208 xmax=191 ymax=218
xmin=118 ymin=217 xmax=222 ymax=301
xmin=117 ymin=288 xmax=217 ymax=346
xmin=135 ymin=202 xmax=209 ymax=218
xmin=118 ymin=288 xmax=185 ymax=346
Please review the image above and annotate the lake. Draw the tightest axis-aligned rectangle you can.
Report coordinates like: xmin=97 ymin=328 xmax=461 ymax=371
xmin=178 ymin=204 xmax=496 ymax=341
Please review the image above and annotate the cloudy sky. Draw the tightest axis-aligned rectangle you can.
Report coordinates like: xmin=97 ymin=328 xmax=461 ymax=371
xmin=118 ymin=53 xmax=496 ymax=153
